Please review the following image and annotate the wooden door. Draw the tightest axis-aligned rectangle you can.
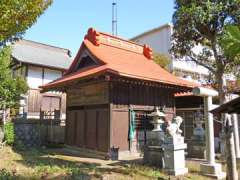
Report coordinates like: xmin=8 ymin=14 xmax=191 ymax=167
xmin=75 ymin=110 xmax=85 ymax=147
xmin=85 ymin=109 xmax=97 ymax=149
xmin=41 ymin=96 xmax=60 ymax=111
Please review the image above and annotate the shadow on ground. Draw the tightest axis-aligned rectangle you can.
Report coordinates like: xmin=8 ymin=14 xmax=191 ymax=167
xmin=2 ymin=146 xmax=213 ymax=180
xmin=2 ymin=146 xmax=167 ymax=180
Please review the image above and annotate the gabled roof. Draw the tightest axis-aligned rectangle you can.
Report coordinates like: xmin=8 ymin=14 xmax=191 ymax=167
xmin=12 ymin=39 xmax=73 ymax=70
xmin=41 ymin=28 xmax=197 ymax=91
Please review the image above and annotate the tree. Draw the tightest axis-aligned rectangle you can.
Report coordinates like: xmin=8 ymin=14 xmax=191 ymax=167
xmin=153 ymin=53 xmax=171 ymax=70
xmin=0 ymin=0 xmax=52 ymax=46
xmin=221 ymin=25 xmax=240 ymax=77
xmin=0 ymin=46 xmax=28 ymax=109
xmin=221 ymin=25 xmax=240 ymax=90
xmin=171 ymin=0 xmax=240 ymax=104
xmin=221 ymin=25 xmax=240 ymax=59
xmin=171 ymin=1 xmax=240 ymax=179
xmin=0 ymin=0 xmax=52 ymax=121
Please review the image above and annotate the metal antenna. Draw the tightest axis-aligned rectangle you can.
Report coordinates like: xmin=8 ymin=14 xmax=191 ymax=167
xmin=112 ymin=1 xmax=117 ymax=36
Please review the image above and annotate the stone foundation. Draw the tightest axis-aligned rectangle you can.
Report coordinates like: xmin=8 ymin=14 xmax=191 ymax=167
xmin=200 ymin=163 xmax=226 ymax=179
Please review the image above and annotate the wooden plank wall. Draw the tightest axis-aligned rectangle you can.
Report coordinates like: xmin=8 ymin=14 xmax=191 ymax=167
xmin=111 ymin=109 xmax=129 ymax=151
xmin=27 ymin=89 xmax=66 ymax=115
xmin=109 ymin=81 xmax=176 ymax=152
xmin=110 ymin=81 xmax=175 ymax=118
xmin=65 ymin=106 xmax=109 ymax=152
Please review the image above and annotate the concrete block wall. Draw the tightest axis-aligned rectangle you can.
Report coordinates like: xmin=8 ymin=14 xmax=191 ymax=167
xmin=13 ymin=119 xmax=65 ymax=147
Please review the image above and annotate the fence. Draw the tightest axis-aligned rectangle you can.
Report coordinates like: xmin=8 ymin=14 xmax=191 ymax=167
xmin=13 ymin=118 xmax=65 ymax=147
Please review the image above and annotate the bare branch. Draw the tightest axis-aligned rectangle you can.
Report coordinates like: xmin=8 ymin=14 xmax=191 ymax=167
xmin=188 ymin=56 xmax=216 ymax=73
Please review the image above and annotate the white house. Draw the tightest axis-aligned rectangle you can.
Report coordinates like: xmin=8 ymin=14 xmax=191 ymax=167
xmin=131 ymin=23 xmax=209 ymax=84
xmin=11 ymin=39 xmax=73 ymax=119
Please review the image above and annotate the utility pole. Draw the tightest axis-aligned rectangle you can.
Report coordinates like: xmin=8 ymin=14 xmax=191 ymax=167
xmin=112 ymin=1 xmax=117 ymax=36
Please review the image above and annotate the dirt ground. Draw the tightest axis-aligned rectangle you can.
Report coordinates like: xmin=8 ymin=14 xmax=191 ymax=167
xmin=0 ymin=146 xmax=226 ymax=179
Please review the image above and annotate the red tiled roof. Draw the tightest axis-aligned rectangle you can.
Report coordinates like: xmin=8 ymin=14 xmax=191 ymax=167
xmin=41 ymin=28 xmax=197 ymax=90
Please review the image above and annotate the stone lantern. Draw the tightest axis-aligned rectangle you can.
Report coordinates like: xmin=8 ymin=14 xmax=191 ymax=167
xmin=143 ymin=107 xmax=166 ymax=167
xmin=149 ymin=107 xmax=165 ymax=131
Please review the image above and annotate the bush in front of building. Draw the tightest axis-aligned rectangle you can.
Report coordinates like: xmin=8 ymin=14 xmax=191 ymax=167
xmin=4 ymin=122 xmax=14 ymax=145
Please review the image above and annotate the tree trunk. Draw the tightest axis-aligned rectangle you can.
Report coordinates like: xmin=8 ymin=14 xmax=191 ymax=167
xmin=215 ymin=70 xmax=226 ymax=104
xmin=216 ymin=71 xmax=238 ymax=180
xmin=225 ymin=116 xmax=238 ymax=180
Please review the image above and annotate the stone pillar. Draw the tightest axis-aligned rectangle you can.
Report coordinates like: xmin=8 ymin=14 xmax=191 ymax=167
xmin=205 ymin=96 xmax=215 ymax=164
xmin=192 ymin=87 xmax=226 ymax=179
xmin=199 ymin=96 xmax=226 ymax=179
xmin=232 ymin=114 xmax=240 ymax=166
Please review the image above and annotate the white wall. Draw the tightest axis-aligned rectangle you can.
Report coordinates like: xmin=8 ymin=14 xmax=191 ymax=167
xmin=27 ymin=66 xmax=43 ymax=89
xmin=134 ymin=27 xmax=171 ymax=55
xmin=43 ymin=69 xmax=62 ymax=84
xmin=132 ymin=24 xmax=209 ymax=79
xmin=27 ymin=65 xmax=62 ymax=89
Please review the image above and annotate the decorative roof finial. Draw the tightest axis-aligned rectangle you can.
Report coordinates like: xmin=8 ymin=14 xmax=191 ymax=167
xmin=143 ymin=44 xmax=153 ymax=59
xmin=84 ymin=28 xmax=101 ymax=46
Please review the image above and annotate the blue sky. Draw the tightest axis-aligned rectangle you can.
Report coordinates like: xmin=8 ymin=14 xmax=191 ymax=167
xmin=25 ymin=0 xmax=174 ymax=56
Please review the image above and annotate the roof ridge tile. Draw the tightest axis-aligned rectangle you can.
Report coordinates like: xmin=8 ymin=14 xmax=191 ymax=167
xmin=85 ymin=27 xmax=153 ymax=59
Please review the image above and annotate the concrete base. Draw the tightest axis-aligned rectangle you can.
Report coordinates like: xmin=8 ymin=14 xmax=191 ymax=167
xmin=236 ymin=157 xmax=240 ymax=169
xmin=163 ymin=167 xmax=188 ymax=176
xmin=200 ymin=163 xmax=226 ymax=179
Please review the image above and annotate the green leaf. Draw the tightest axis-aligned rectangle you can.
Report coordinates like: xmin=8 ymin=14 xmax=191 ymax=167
xmin=0 ymin=0 xmax=52 ymax=46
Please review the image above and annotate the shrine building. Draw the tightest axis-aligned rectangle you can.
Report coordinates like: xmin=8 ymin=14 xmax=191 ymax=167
xmin=41 ymin=28 xmax=196 ymax=159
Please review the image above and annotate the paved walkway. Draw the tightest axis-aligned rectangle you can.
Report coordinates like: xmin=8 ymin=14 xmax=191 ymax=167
xmin=47 ymin=147 xmax=143 ymax=168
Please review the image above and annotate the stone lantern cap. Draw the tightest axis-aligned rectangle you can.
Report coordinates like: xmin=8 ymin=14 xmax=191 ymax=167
xmin=149 ymin=108 xmax=165 ymax=118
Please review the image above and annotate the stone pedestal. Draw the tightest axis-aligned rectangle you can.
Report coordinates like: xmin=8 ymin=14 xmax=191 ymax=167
xmin=187 ymin=140 xmax=206 ymax=158
xmin=143 ymin=130 xmax=164 ymax=167
xmin=143 ymin=145 xmax=164 ymax=167
xmin=146 ymin=130 xmax=164 ymax=145
xmin=200 ymin=163 xmax=226 ymax=179
xmin=162 ymin=136 xmax=188 ymax=176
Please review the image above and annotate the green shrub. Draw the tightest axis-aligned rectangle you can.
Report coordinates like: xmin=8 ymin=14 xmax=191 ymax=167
xmin=0 ymin=168 xmax=13 ymax=179
xmin=4 ymin=122 xmax=14 ymax=145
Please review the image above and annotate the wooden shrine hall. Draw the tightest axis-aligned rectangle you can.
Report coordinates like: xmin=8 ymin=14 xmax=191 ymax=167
xmin=41 ymin=28 xmax=196 ymax=159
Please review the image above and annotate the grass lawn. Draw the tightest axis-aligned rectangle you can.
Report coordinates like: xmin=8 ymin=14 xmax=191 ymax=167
xmin=0 ymin=146 xmax=225 ymax=179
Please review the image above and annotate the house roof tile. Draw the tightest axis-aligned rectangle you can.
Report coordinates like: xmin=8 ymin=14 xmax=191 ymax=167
xmin=12 ymin=39 xmax=73 ymax=70
xmin=41 ymin=28 xmax=197 ymax=91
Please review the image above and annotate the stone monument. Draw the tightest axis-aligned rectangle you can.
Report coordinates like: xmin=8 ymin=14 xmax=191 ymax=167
xmin=143 ymin=107 xmax=165 ymax=167
xmin=187 ymin=120 xmax=206 ymax=158
xmin=162 ymin=116 xmax=188 ymax=176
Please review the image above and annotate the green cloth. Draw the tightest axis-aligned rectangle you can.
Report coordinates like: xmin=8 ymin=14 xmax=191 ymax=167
xmin=129 ymin=109 xmax=136 ymax=140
